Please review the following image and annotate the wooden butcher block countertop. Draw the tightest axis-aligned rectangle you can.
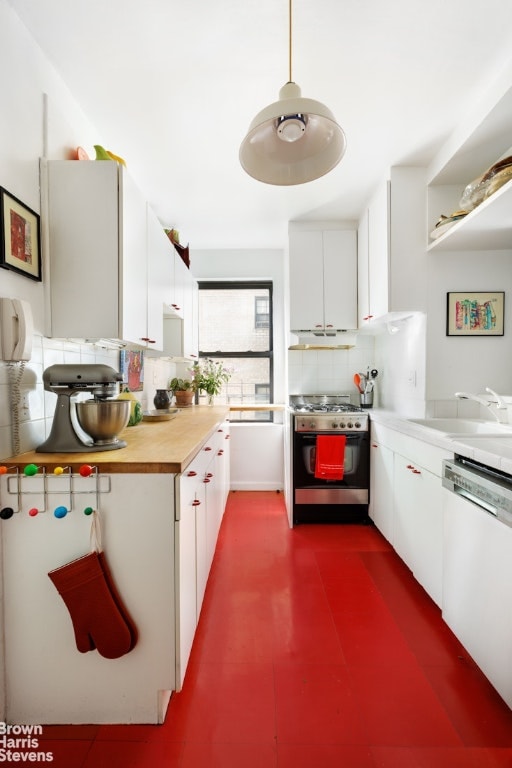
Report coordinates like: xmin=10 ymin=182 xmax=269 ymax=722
xmin=3 ymin=405 xmax=230 ymax=474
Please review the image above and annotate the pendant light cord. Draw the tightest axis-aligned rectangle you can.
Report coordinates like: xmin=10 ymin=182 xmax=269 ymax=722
xmin=288 ymin=0 xmax=293 ymax=82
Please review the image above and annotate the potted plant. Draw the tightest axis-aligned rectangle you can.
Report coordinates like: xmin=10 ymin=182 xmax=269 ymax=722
xmin=168 ymin=377 xmax=196 ymax=407
xmin=190 ymin=359 xmax=232 ymax=405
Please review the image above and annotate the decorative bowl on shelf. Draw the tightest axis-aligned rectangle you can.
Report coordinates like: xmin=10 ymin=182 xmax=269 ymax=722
xmin=429 ymin=210 xmax=468 ymax=240
xmin=459 ymin=153 xmax=512 ymax=212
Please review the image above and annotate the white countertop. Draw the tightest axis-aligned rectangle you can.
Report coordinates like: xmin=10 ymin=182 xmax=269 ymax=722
xmin=369 ymin=409 xmax=512 ymax=475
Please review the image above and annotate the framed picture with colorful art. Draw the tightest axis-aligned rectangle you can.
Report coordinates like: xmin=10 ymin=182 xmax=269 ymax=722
xmin=120 ymin=349 xmax=145 ymax=392
xmin=0 ymin=187 xmax=42 ymax=281
xmin=446 ymin=291 xmax=504 ymax=336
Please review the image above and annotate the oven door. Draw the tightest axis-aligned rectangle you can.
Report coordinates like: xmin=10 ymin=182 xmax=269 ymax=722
xmin=293 ymin=431 xmax=369 ymax=505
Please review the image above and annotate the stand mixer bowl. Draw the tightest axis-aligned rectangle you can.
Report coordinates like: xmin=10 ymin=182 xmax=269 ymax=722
xmin=76 ymin=400 xmax=130 ymax=445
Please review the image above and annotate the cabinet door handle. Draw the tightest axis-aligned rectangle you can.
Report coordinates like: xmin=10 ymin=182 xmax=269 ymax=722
xmin=412 ymin=469 xmax=421 ymax=474
xmin=217 ymin=450 xmax=224 ymax=456
xmin=203 ymin=477 xmax=211 ymax=484
xmin=140 ymin=337 xmax=156 ymax=343
xmin=204 ymin=446 xmax=212 ymax=451
xmin=326 ymin=324 xmax=334 ymax=328
xmin=192 ymin=498 xmax=201 ymax=506
xmin=406 ymin=464 xmax=414 ymax=469
xmin=225 ymin=435 xmax=230 ymax=440
xmin=314 ymin=324 xmax=323 ymax=328
xmin=363 ymin=315 xmax=374 ymax=321
xmin=206 ymin=472 xmax=213 ymax=478
xmin=371 ymin=443 xmax=378 ymax=448
xmin=218 ymin=429 xmax=224 ymax=433
xmin=187 ymin=470 xmax=197 ymax=477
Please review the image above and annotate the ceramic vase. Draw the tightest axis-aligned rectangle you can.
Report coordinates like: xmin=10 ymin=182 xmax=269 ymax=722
xmin=154 ymin=389 xmax=171 ymax=410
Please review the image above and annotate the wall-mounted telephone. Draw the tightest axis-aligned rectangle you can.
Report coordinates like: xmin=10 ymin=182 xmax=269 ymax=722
xmin=0 ymin=298 xmax=33 ymax=362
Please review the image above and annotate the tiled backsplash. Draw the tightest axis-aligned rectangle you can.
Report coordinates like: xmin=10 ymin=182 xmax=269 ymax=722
xmin=0 ymin=335 xmax=178 ymax=460
xmin=288 ymin=334 xmax=376 ymax=404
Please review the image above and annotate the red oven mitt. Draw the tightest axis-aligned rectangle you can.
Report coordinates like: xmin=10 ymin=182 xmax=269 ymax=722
xmin=48 ymin=552 xmax=134 ymax=659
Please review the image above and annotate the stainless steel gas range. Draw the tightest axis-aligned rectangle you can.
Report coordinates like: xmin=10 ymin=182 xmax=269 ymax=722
xmin=289 ymin=395 xmax=370 ymax=524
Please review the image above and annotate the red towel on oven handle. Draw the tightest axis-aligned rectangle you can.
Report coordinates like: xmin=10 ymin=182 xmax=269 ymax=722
xmin=314 ymin=435 xmax=346 ymax=480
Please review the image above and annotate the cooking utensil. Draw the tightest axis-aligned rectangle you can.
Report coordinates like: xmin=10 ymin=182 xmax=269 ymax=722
xmin=353 ymin=373 xmax=363 ymax=393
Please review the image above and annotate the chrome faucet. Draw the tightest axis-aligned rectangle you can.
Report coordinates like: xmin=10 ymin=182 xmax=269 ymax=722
xmin=485 ymin=387 xmax=507 ymax=410
xmin=455 ymin=389 xmax=509 ymax=423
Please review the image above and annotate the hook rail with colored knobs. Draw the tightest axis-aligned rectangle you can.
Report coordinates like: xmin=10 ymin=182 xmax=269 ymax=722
xmin=0 ymin=463 xmax=111 ymax=519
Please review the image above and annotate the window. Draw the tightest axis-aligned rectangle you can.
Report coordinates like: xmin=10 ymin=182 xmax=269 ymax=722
xmin=255 ymin=296 xmax=270 ymax=329
xmin=198 ymin=281 xmax=273 ymax=421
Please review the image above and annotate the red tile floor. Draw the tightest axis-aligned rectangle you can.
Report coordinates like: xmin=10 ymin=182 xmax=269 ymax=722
xmin=39 ymin=491 xmax=512 ymax=767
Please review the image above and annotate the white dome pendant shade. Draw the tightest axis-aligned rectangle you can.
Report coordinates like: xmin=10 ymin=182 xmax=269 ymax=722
xmin=239 ymin=0 xmax=346 ymax=185
xmin=239 ymin=81 xmax=347 ymax=185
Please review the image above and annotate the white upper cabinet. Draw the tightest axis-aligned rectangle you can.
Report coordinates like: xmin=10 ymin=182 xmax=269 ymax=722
xmin=357 ymin=167 xmax=426 ymax=326
xmin=146 ymin=206 xmax=174 ymax=349
xmin=426 ymin=79 xmax=512 ymax=253
xmin=44 ymin=160 xmax=170 ymax=350
xmin=358 ymin=181 xmax=390 ymax=324
xmin=289 ymin=227 xmax=357 ymax=333
xmin=162 ymin=258 xmax=199 ymax=360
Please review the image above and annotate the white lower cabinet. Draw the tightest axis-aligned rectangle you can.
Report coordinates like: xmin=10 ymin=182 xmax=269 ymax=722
xmin=175 ymin=460 xmax=206 ymax=691
xmin=371 ymin=419 xmax=512 ymax=707
xmin=442 ymin=487 xmax=512 ymax=708
xmin=369 ymin=439 xmax=394 ymax=543
xmin=175 ymin=421 xmax=230 ymax=689
xmin=370 ymin=423 xmax=449 ymax=607
xmin=1 ymin=474 xmax=177 ymax=724
xmin=393 ymin=453 xmax=443 ymax=606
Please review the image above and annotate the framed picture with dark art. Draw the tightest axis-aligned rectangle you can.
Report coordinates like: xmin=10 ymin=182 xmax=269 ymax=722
xmin=0 ymin=187 xmax=42 ymax=281
xmin=446 ymin=291 xmax=504 ymax=336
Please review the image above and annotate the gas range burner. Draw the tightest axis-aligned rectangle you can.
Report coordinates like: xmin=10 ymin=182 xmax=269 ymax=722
xmin=289 ymin=394 xmax=364 ymax=415
xmin=290 ymin=394 xmax=368 ymax=432
xmin=294 ymin=403 xmax=364 ymax=414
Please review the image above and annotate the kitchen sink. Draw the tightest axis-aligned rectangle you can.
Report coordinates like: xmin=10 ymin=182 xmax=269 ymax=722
xmin=408 ymin=418 xmax=512 ymax=436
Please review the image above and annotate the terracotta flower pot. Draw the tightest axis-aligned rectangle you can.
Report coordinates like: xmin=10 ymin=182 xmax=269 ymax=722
xmin=174 ymin=390 xmax=194 ymax=407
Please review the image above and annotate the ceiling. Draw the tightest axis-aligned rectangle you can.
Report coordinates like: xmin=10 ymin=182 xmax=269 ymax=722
xmin=7 ymin=0 xmax=512 ymax=250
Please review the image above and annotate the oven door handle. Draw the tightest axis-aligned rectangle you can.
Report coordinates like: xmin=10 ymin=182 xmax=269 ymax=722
xmin=299 ymin=433 xmax=364 ymax=442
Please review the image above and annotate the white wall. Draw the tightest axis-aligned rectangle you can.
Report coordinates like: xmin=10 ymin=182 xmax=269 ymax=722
xmin=0 ymin=1 xmax=180 ymax=719
xmin=288 ymin=335 xmax=377 ymax=405
xmin=0 ymin=0 xmax=181 ymax=464
xmin=425 ymin=249 xmax=512 ymax=405
xmin=374 ymin=247 xmax=512 ymax=419
xmin=373 ymin=313 xmax=427 ymax=417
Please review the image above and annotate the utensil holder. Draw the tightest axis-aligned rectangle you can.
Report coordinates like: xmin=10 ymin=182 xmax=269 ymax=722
xmin=360 ymin=392 xmax=373 ymax=408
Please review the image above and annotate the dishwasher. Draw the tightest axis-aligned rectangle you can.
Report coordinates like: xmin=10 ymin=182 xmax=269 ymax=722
xmin=441 ymin=455 xmax=512 ymax=708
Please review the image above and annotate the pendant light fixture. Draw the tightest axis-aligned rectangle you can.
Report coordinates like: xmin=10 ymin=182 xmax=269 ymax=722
xmin=239 ymin=0 xmax=346 ymax=186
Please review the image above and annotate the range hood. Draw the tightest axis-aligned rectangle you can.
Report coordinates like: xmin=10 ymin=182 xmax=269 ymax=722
xmin=289 ymin=330 xmax=357 ymax=350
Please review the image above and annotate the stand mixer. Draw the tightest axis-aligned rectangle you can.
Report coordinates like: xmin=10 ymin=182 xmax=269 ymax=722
xmin=36 ymin=364 xmax=130 ymax=453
